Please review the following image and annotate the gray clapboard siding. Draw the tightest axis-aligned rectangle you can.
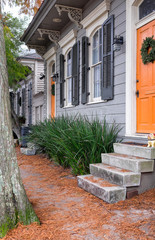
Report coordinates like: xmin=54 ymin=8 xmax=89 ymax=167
xmin=54 ymin=0 xmax=126 ymax=137
xmin=115 ymin=11 xmax=126 ymax=27
xmin=110 ymin=0 xmax=125 ymax=13
xmin=114 ymin=73 xmax=125 ymax=85
xmin=115 ymin=53 xmax=125 ymax=66
xmin=114 ymin=63 xmax=126 ymax=76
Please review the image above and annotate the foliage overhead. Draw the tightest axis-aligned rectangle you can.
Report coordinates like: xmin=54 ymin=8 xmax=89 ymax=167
xmin=3 ymin=13 xmax=31 ymax=88
xmin=5 ymin=0 xmax=44 ymax=15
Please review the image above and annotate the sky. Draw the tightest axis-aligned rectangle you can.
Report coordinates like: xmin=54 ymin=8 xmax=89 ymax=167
xmin=3 ymin=3 xmax=32 ymax=21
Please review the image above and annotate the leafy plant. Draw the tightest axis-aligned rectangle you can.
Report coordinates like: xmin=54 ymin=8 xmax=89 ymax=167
xmin=27 ymin=115 xmax=121 ymax=175
xmin=3 ymin=13 xmax=31 ymax=88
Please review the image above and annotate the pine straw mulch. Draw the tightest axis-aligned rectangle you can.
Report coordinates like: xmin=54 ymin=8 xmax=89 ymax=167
xmin=3 ymin=147 xmax=155 ymax=240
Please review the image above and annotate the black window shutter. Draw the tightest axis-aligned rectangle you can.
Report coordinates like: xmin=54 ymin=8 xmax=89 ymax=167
xmin=28 ymin=83 xmax=32 ymax=125
xmin=101 ymin=15 xmax=114 ymax=100
xmin=29 ymin=83 xmax=32 ymax=125
xmin=60 ymin=54 xmax=65 ymax=108
xmin=22 ymin=88 xmax=26 ymax=117
xmin=81 ymin=36 xmax=89 ymax=104
xmin=72 ymin=41 xmax=80 ymax=106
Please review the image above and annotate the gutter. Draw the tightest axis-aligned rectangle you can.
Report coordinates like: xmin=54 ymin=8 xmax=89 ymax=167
xmin=21 ymin=0 xmax=57 ymax=43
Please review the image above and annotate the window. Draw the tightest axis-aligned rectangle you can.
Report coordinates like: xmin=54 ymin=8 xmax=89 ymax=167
xmin=139 ymin=0 xmax=155 ymax=20
xmin=92 ymin=28 xmax=102 ymax=99
xmin=59 ymin=42 xmax=80 ymax=108
xmin=35 ymin=105 xmax=43 ymax=123
xmin=82 ymin=15 xmax=114 ymax=104
xmin=66 ymin=50 xmax=72 ymax=105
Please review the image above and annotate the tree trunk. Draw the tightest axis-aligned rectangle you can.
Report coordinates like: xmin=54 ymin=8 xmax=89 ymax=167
xmin=0 ymin=2 xmax=39 ymax=238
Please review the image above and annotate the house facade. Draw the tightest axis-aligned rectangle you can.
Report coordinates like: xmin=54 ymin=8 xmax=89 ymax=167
xmin=10 ymin=53 xmax=45 ymax=132
xmin=21 ymin=0 xmax=155 ymax=142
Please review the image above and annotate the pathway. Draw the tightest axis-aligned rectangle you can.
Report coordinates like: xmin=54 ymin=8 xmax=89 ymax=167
xmin=3 ymin=148 xmax=155 ymax=240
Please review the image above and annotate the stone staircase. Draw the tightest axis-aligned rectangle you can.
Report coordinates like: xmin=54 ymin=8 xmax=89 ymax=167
xmin=77 ymin=143 xmax=155 ymax=203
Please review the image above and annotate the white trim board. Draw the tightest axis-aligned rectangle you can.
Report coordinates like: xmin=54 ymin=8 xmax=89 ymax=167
xmin=126 ymin=0 xmax=155 ymax=136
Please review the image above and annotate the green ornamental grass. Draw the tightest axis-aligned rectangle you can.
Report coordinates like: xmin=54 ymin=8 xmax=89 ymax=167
xmin=27 ymin=115 xmax=121 ymax=175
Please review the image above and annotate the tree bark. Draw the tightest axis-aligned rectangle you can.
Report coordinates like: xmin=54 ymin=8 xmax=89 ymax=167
xmin=0 ymin=2 xmax=39 ymax=238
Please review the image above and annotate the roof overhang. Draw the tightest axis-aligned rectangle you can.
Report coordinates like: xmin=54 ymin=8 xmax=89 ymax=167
xmin=21 ymin=0 xmax=91 ymax=55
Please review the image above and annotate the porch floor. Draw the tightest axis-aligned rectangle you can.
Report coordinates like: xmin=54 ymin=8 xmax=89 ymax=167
xmin=4 ymin=147 xmax=155 ymax=240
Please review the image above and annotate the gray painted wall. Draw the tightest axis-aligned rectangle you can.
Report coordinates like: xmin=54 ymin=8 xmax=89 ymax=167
xmin=53 ymin=0 xmax=126 ymax=137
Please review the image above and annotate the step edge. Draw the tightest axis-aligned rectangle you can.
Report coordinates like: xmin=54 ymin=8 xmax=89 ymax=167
xmin=90 ymin=164 xmax=141 ymax=177
xmin=77 ymin=175 xmax=126 ymax=190
xmin=101 ymin=155 xmax=154 ymax=172
xmin=101 ymin=153 xmax=154 ymax=162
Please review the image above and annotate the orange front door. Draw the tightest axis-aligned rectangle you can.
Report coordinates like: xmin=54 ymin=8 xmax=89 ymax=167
xmin=136 ymin=20 xmax=155 ymax=133
xmin=51 ymin=77 xmax=55 ymax=118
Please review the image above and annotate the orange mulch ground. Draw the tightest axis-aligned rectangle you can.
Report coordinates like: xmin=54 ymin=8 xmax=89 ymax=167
xmin=3 ymin=147 xmax=155 ymax=240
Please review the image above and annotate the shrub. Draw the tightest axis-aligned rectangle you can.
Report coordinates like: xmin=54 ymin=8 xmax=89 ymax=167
xmin=27 ymin=115 xmax=121 ymax=175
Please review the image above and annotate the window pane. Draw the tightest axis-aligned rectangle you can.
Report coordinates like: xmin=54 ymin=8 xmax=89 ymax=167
xmin=139 ymin=0 xmax=155 ymax=19
xmin=67 ymin=51 xmax=72 ymax=76
xmin=67 ymin=51 xmax=72 ymax=77
xmin=67 ymin=61 xmax=71 ymax=76
xmin=93 ymin=48 xmax=98 ymax=64
xmin=94 ymin=64 xmax=101 ymax=98
xmin=92 ymin=29 xmax=102 ymax=99
xmin=93 ymin=31 xmax=99 ymax=48
xmin=68 ymin=77 xmax=72 ymax=104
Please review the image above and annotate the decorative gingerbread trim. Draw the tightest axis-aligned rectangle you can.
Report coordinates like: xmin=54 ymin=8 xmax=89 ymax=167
xmin=27 ymin=45 xmax=46 ymax=56
xmin=37 ymin=29 xmax=60 ymax=47
xmin=55 ymin=4 xmax=83 ymax=29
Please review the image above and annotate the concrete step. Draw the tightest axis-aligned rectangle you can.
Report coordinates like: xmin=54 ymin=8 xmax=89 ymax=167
xmin=90 ymin=163 xmax=141 ymax=187
xmin=101 ymin=153 xmax=154 ymax=173
xmin=114 ymin=143 xmax=155 ymax=159
xmin=77 ymin=174 xmax=126 ymax=203
xmin=20 ymin=148 xmax=36 ymax=155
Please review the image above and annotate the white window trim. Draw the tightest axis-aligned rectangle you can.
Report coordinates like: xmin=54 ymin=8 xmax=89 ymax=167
xmin=59 ymin=29 xmax=76 ymax=108
xmin=126 ymin=0 xmax=155 ymax=137
xmin=82 ymin=2 xmax=108 ymax=104
xmin=86 ymin=100 xmax=107 ymax=105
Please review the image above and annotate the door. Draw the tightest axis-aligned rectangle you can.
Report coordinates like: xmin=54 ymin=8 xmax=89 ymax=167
xmin=51 ymin=77 xmax=55 ymax=118
xmin=136 ymin=19 xmax=155 ymax=133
